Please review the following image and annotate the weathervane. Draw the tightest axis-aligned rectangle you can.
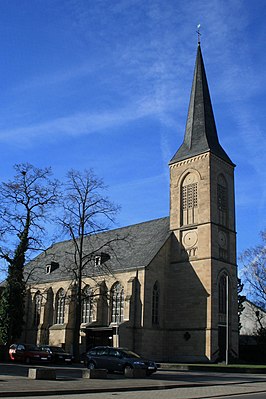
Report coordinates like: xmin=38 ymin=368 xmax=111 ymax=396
xmin=196 ymin=24 xmax=201 ymax=44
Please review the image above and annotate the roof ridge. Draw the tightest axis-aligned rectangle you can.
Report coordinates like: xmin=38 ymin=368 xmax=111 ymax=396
xmin=99 ymin=216 xmax=169 ymax=234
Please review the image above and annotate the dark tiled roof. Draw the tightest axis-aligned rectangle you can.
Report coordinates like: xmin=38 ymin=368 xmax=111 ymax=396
xmin=170 ymin=44 xmax=234 ymax=166
xmin=25 ymin=217 xmax=171 ymax=284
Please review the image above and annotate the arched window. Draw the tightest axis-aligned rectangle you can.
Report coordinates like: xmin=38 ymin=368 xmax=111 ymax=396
xmin=111 ymin=282 xmax=124 ymax=324
xmin=33 ymin=291 xmax=42 ymax=326
xmin=82 ymin=285 xmax=93 ymax=324
xmin=181 ymin=172 xmax=198 ymax=225
xmin=217 ymin=175 xmax=228 ymax=226
xmin=219 ymin=274 xmax=228 ymax=314
xmin=44 ymin=288 xmax=54 ymax=327
xmin=152 ymin=281 xmax=160 ymax=325
xmin=55 ymin=288 xmax=65 ymax=324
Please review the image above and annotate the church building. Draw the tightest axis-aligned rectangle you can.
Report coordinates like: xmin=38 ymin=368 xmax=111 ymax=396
xmin=23 ymin=44 xmax=239 ymax=363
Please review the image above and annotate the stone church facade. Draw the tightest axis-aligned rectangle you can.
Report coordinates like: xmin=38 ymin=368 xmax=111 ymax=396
xmin=23 ymin=44 xmax=239 ymax=362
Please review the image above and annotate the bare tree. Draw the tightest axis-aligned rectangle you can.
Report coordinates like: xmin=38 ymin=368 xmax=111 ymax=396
xmin=237 ymin=278 xmax=246 ymax=332
xmin=240 ymin=230 xmax=266 ymax=309
xmin=255 ymin=309 xmax=266 ymax=349
xmin=0 ymin=163 xmax=59 ymax=345
xmin=57 ymin=169 xmax=121 ymax=360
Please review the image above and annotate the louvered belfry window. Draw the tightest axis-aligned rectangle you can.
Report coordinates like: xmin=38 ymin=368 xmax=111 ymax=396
xmin=181 ymin=173 xmax=198 ymax=225
xmin=217 ymin=175 xmax=228 ymax=226
xmin=182 ymin=183 xmax=198 ymax=210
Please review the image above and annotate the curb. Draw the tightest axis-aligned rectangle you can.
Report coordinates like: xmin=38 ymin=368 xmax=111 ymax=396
xmin=0 ymin=382 xmax=199 ymax=398
xmin=159 ymin=364 xmax=266 ymax=374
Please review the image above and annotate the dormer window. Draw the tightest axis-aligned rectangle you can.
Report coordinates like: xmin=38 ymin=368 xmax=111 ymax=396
xmin=46 ymin=261 xmax=59 ymax=274
xmin=94 ymin=256 xmax=101 ymax=266
xmin=94 ymin=253 xmax=110 ymax=267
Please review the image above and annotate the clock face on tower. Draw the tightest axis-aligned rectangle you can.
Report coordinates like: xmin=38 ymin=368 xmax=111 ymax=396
xmin=218 ymin=231 xmax=227 ymax=249
xmin=182 ymin=230 xmax=198 ymax=248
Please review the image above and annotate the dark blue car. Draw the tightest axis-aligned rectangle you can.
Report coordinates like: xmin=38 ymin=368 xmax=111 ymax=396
xmin=86 ymin=346 xmax=157 ymax=375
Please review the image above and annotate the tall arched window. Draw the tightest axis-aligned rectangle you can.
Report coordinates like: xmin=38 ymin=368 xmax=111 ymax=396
xmin=217 ymin=175 xmax=228 ymax=226
xmin=82 ymin=285 xmax=93 ymax=324
xmin=55 ymin=288 xmax=65 ymax=324
xmin=111 ymin=282 xmax=124 ymax=323
xmin=181 ymin=172 xmax=198 ymax=225
xmin=219 ymin=274 xmax=228 ymax=314
xmin=152 ymin=281 xmax=160 ymax=325
xmin=44 ymin=288 xmax=54 ymax=327
xmin=33 ymin=291 xmax=42 ymax=326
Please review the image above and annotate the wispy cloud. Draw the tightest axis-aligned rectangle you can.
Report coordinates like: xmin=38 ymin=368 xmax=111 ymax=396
xmin=14 ymin=62 xmax=99 ymax=92
xmin=0 ymin=96 xmax=173 ymax=147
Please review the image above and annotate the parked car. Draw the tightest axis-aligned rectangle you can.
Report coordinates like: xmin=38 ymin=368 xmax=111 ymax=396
xmin=86 ymin=346 xmax=157 ymax=375
xmin=38 ymin=345 xmax=74 ymax=364
xmin=9 ymin=344 xmax=52 ymax=364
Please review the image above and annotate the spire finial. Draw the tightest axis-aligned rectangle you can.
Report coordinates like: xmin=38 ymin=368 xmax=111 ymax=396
xmin=196 ymin=24 xmax=201 ymax=44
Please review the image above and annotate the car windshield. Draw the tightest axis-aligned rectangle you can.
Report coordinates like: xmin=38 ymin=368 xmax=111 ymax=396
xmin=49 ymin=347 xmax=65 ymax=353
xmin=24 ymin=345 xmax=39 ymax=351
xmin=121 ymin=350 xmax=141 ymax=359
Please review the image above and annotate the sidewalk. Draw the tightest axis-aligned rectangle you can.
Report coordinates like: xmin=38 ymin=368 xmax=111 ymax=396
xmin=160 ymin=362 xmax=266 ymax=374
xmin=0 ymin=367 xmax=266 ymax=398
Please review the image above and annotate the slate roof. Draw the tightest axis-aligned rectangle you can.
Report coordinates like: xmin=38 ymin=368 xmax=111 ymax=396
xmin=25 ymin=217 xmax=171 ymax=284
xmin=170 ymin=44 xmax=234 ymax=166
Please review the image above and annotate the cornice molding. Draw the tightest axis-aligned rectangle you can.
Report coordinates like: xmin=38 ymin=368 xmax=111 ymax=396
xmin=170 ymin=152 xmax=209 ymax=169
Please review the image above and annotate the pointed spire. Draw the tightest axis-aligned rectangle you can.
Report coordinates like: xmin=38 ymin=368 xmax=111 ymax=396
xmin=170 ymin=44 xmax=234 ymax=165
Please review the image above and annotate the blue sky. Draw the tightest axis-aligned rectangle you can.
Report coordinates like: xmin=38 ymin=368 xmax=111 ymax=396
xmin=0 ymin=0 xmax=265 ymax=264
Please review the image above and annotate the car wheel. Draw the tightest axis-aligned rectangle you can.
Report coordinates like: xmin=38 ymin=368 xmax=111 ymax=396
xmin=124 ymin=364 xmax=133 ymax=375
xmin=25 ymin=357 xmax=31 ymax=364
xmin=87 ymin=361 xmax=95 ymax=370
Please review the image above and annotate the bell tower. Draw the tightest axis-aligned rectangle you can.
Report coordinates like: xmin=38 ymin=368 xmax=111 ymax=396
xmin=168 ymin=44 xmax=238 ymax=362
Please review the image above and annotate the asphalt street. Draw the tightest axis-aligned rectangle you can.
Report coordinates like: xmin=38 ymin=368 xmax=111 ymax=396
xmin=0 ymin=362 xmax=265 ymax=398
xmin=1 ymin=384 xmax=266 ymax=399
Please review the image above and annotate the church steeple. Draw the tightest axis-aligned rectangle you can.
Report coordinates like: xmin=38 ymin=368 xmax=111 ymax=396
xmin=170 ymin=44 xmax=234 ymax=166
xmin=169 ymin=42 xmax=238 ymax=363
